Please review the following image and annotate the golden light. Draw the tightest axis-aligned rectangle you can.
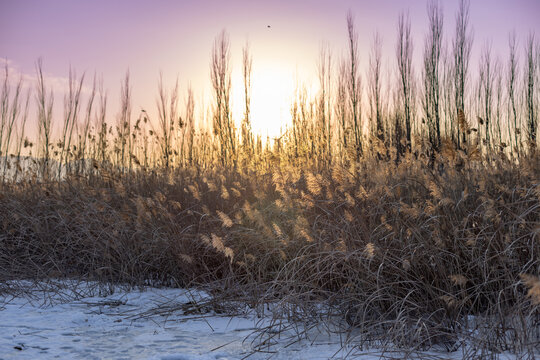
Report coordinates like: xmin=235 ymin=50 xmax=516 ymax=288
xmin=232 ymin=62 xmax=295 ymax=138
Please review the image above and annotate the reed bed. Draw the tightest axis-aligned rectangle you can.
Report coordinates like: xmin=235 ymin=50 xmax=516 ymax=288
xmin=1 ymin=151 xmax=538 ymax=356
xmin=1 ymin=1 xmax=540 ymax=356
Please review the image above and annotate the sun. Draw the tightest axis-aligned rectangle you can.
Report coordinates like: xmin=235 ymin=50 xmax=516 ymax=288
xmin=232 ymin=63 xmax=295 ymax=139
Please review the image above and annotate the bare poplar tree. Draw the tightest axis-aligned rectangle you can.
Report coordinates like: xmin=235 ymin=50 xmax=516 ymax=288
xmin=96 ymin=79 xmax=108 ymax=164
xmin=241 ymin=41 xmax=253 ymax=155
xmin=156 ymin=73 xmax=179 ymax=168
xmin=442 ymin=47 xmax=455 ymax=139
xmin=397 ymin=12 xmax=414 ymax=153
xmin=184 ymin=85 xmax=195 ymax=165
xmin=35 ymin=60 xmax=54 ymax=179
xmin=479 ymin=43 xmax=494 ymax=148
xmin=525 ymin=33 xmax=538 ymax=149
xmin=346 ymin=11 xmax=362 ymax=156
xmin=59 ymin=67 xmax=85 ymax=178
xmin=211 ymin=30 xmax=235 ymax=164
xmin=422 ymin=0 xmax=443 ymax=151
xmin=76 ymin=73 xmax=96 ymax=175
xmin=369 ymin=32 xmax=384 ymax=142
xmin=317 ymin=43 xmax=332 ymax=162
xmin=0 ymin=64 xmax=9 ymax=157
xmin=12 ymin=86 xmax=30 ymax=182
xmin=453 ymin=0 xmax=472 ymax=148
xmin=507 ymin=32 xmax=520 ymax=153
xmin=117 ymin=71 xmax=131 ymax=170
xmin=0 ymin=66 xmax=22 ymax=160
xmin=494 ymin=59 xmax=503 ymax=145
xmin=336 ymin=58 xmax=348 ymax=154
xmin=0 ymin=64 xmax=25 ymax=181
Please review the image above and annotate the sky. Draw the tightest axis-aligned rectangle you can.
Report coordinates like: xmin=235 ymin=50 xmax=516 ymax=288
xmin=1 ymin=0 xmax=539 ymax=137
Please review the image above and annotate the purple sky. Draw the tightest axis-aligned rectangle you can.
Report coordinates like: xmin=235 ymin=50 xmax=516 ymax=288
xmin=1 ymin=0 xmax=539 ymax=136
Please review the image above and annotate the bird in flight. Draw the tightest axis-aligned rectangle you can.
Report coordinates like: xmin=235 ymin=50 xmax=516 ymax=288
xmin=267 ymin=25 xmax=271 ymax=28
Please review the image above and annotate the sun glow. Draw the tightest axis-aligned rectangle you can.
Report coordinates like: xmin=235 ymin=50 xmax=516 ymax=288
xmin=232 ymin=63 xmax=295 ymax=139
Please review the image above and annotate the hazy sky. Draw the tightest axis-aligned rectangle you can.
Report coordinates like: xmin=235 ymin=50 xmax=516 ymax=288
xmin=1 ymin=0 xmax=539 ymax=136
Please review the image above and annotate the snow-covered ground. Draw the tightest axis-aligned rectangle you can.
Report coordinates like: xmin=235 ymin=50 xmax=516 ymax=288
xmin=0 ymin=281 xmax=520 ymax=359
xmin=0 ymin=282 xmax=355 ymax=360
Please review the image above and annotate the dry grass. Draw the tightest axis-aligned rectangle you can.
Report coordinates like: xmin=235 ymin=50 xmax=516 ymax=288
xmin=1 ymin=9 xmax=540 ymax=357
xmin=1 ymin=151 xmax=539 ymax=356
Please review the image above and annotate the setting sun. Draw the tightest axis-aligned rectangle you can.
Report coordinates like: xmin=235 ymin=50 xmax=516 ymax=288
xmin=232 ymin=62 xmax=295 ymax=138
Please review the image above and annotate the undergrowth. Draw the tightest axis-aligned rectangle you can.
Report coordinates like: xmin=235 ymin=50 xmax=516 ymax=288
xmin=1 ymin=151 xmax=539 ymax=357
xmin=1 ymin=1 xmax=540 ymax=356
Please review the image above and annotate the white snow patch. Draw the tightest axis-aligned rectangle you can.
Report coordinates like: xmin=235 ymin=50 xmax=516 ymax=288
xmin=0 ymin=281 xmax=523 ymax=359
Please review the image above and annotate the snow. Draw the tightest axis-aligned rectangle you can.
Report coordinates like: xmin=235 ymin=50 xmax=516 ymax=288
xmin=0 ymin=281 xmax=522 ymax=359
xmin=0 ymin=282 xmax=354 ymax=359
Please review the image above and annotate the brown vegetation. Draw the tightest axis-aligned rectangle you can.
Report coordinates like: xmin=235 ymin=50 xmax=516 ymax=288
xmin=1 ymin=0 xmax=539 ymax=356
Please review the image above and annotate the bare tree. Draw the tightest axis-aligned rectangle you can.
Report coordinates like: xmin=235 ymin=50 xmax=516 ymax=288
xmin=241 ymin=41 xmax=253 ymax=155
xmin=317 ymin=43 xmax=332 ymax=162
xmin=96 ymin=79 xmax=108 ymax=164
xmin=422 ymin=0 xmax=443 ymax=151
xmin=507 ymin=32 xmax=520 ymax=153
xmin=184 ymin=85 xmax=195 ymax=165
xmin=346 ymin=11 xmax=362 ymax=156
xmin=0 ymin=63 xmax=9 ymax=156
xmin=452 ymin=0 xmax=473 ymax=148
xmin=442 ymin=46 xmax=455 ymax=139
xmin=336 ymin=58 xmax=348 ymax=154
xmin=290 ymin=85 xmax=300 ymax=159
xmin=76 ymin=73 xmax=96 ymax=175
xmin=116 ymin=71 xmax=132 ymax=170
xmin=211 ymin=30 xmax=235 ymax=165
xmin=369 ymin=32 xmax=384 ymax=142
xmin=156 ymin=73 xmax=179 ymax=168
xmin=494 ymin=58 xmax=503 ymax=145
xmin=479 ymin=43 xmax=494 ymax=148
xmin=0 ymin=66 xmax=21 ymax=159
xmin=12 ymin=87 xmax=30 ymax=182
xmin=0 ymin=63 xmax=25 ymax=181
xmin=525 ymin=33 xmax=538 ymax=149
xmin=397 ymin=12 xmax=414 ymax=153
xmin=56 ymin=68 xmax=85 ymax=177
xmin=35 ymin=59 xmax=54 ymax=179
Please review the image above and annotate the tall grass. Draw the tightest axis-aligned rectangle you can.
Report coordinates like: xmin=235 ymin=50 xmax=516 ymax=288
xmin=1 ymin=2 xmax=539 ymax=357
